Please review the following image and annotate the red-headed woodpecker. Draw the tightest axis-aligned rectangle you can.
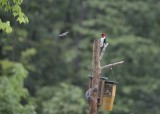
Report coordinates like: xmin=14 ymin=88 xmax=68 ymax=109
xmin=100 ymin=33 xmax=106 ymax=53
xmin=100 ymin=33 xmax=106 ymax=48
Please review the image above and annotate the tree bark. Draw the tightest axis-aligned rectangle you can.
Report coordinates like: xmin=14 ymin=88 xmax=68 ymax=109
xmin=89 ymin=39 xmax=100 ymax=114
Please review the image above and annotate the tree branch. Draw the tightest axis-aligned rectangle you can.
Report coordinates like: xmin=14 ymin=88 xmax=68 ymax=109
xmin=99 ymin=43 xmax=108 ymax=61
xmin=101 ymin=61 xmax=124 ymax=70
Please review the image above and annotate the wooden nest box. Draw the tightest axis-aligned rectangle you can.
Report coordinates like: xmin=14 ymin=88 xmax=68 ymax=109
xmin=98 ymin=77 xmax=118 ymax=111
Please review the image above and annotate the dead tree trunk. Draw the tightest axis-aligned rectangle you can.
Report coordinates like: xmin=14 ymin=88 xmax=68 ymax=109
xmin=89 ymin=39 xmax=100 ymax=114
xmin=88 ymin=39 xmax=124 ymax=114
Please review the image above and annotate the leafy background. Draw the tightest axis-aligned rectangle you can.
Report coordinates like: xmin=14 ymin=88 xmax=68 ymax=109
xmin=0 ymin=0 xmax=160 ymax=114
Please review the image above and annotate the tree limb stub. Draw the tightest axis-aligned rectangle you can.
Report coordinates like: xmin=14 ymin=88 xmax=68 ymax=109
xmin=101 ymin=61 xmax=124 ymax=70
xmin=99 ymin=43 xmax=109 ymax=61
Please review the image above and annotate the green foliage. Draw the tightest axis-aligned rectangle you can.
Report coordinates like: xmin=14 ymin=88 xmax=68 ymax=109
xmin=79 ymin=0 xmax=160 ymax=43
xmin=36 ymin=83 xmax=87 ymax=114
xmin=20 ymin=48 xmax=37 ymax=71
xmin=1 ymin=0 xmax=160 ymax=114
xmin=0 ymin=20 xmax=12 ymax=33
xmin=0 ymin=60 xmax=36 ymax=114
xmin=0 ymin=0 xmax=28 ymax=33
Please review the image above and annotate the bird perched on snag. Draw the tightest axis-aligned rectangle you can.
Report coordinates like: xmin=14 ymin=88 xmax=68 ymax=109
xmin=100 ymin=33 xmax=107 ymax=53
xmin=85 ymin=87 xmax=97 ymax=104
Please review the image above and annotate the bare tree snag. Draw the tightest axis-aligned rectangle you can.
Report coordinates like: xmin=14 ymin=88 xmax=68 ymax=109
xmin=89 ymin=39 xmax=100 ymax=114
xmin=88 ymin=39 xmax=124 ymax=114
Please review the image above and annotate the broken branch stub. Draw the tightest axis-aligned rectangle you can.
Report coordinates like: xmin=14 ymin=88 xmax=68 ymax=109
xmin=101 ymin=61 xmax=124 ymax=70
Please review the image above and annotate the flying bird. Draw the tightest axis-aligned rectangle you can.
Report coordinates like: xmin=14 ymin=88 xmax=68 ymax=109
xmin=58 ymin=31 xmax=69 ymax=37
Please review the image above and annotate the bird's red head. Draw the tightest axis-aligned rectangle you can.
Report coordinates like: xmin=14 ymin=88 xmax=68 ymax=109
xmin=100 ymin=33 xmax=106 ymax=38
